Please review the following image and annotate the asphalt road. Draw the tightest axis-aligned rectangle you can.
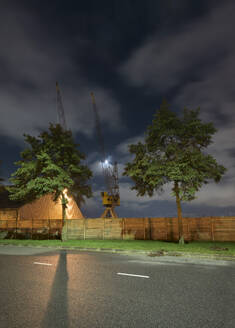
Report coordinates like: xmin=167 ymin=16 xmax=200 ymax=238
xmin=0 ymin=245 xmax=235 ymax=328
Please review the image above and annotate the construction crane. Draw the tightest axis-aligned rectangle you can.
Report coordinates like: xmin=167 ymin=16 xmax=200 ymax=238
xmin=90 ymin=92 xmax=120 ymax=218
xmin=56 ymin=81 xmax=67 ymax=130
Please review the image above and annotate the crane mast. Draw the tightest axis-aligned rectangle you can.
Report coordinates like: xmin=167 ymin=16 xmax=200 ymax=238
xmin=90 ymin=92 xmax=120 ymax=218
xmin=56 ymin=81 xmax=67 ymax=130
xmin=90 ymin=92 xmax=106 ymax=161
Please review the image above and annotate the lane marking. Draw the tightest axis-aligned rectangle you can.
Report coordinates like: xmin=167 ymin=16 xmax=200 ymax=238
xmin=33 ymin=262 xmax=52 ymax=266
xmin=117 ymin=272 xmax=149 ymax=279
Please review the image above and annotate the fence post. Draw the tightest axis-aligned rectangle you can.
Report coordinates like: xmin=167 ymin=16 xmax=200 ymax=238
xmin=149 ymin=218 xmax=152 ymax=240
xmin=122 ymin=218 xmax=124 ymax=240
xmin=188 ymin=220 xmax=190 ymax=242
xmin=143 ymin=218 xmax=146 ymax=240
xmin=61 ymin=220 xmax=63 ymax=240
xmin=31 ymin=218 xmax=33 ymax=239
xmin=188 ymin=220 xmax=190 ymax=241
xmin=83 ymin=219 xmax=86 ymax=240
xmin=48 ymin=219 xmax=50 ymax=240
xmin=211 ymin=218 xmax=214 ymax=241
xmin=103 ymin=218 xmax=105 ymax=240
xmin=15 ymin=209 xmax=18 ymax=239
xmin=165 ymin=218 xmax=168 ymax=241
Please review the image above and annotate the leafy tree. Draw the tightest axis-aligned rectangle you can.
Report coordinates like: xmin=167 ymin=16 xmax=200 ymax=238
xmin=123 ymin=100 xmax=226 ymax=244
xmin=7 ymin=124 xmax=92 ymax=223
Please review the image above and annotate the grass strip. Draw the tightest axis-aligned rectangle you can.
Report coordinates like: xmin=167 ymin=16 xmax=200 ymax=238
xmin=0 ymin=239 xmax=235 ymax=256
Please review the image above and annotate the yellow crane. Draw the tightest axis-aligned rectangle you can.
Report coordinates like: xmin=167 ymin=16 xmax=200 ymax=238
xmin=90 ymin=92 xmax=120 ymax=218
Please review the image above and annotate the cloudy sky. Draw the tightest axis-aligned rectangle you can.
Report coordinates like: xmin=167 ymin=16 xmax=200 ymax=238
xmin=1 ymin=0 xmax=234 ymax=218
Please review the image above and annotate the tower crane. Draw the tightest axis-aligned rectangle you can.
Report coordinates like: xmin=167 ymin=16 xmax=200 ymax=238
xmin=56 ymin=81 xmax=67 ymax=130
xmin=90 ymin=92 xmax=120 ymax=218
xmin=55 ymin=82 xmax=70 ymax=223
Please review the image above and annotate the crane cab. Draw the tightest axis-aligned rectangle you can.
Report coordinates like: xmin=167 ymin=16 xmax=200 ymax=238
xmin=101 ymin=191 xmax=120 ymax=206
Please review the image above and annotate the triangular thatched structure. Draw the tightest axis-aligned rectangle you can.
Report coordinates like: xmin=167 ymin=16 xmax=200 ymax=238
xmin=18 ymin=193 xmax=83 ymax=220
xmin=0 ymin=187 xmax=84 ymax=220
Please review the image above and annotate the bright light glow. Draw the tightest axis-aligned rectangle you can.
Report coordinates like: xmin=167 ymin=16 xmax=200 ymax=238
xmin=101 ymin=157 xmax=113 ymax=168
xmin=61 ymin=188 xmax=73 ymax=219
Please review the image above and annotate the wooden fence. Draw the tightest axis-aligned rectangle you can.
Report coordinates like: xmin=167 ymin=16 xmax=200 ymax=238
xmin=0 ymin=208 xmax=18 ymax=220
xmin=0 ymin=218 xmax=62 ymax=239
xmin=0 ymin=217 xmax=235 ymax=241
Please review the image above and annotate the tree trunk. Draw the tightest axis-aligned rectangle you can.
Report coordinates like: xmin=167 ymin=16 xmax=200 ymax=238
xmin=62 ymin=204 xmax=66 ymax=225
xmin=174 ymin=181 xmax=184 ymax=244
xmin=61 ymin=193 xmax=67 ymax=242
xmin=61 ymin=194 xmax=67 ymax=226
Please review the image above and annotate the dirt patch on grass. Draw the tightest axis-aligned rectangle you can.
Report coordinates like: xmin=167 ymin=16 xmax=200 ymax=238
xmin=210 ymin=246 xmax=229 ymax=251
xmin=148 ymin=250 xmax=165 ymax=257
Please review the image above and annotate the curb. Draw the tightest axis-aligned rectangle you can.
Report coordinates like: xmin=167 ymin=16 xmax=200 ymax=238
xmin=0 ymin=243 xmax=235 ymax=261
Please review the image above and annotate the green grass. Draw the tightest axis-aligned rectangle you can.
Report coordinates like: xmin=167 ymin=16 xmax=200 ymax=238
xmin=0 ymin=239 xmax=235 ymax=256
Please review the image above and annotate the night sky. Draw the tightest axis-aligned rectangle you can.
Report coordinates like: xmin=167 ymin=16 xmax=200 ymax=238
xmin=1 ymin=0 xmax=234 ymax=218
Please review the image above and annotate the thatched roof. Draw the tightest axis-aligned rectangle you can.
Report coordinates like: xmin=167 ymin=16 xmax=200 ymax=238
xmin=0 ymin=186 xmax=25 ymax=209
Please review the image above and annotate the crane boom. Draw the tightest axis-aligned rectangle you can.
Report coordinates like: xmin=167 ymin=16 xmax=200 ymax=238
xmin=56 ymin=81 xmax=67 ymax=130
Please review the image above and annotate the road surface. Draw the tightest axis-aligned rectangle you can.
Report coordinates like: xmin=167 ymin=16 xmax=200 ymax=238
xmin=0 ymin=245 xmax=234 ymax=328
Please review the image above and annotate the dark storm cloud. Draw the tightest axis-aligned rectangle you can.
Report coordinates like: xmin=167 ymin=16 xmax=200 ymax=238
xmin=120 ymin=3 xmax=233 ymax=87
xmin=0 ymin=1 xmax=124 ymax=143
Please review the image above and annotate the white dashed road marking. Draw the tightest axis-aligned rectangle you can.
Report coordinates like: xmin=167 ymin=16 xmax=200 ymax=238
xmin=33 ymin=262 xmax=52 ymax=266
xmin=117 ymin=272 xmax=149 ymax=278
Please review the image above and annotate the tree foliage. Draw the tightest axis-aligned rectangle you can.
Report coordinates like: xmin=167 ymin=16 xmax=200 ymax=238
xmin=7 ymin=124 xmax=92 ymax=208
xmin=123 ymin=100 xmax=226 ymax=243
